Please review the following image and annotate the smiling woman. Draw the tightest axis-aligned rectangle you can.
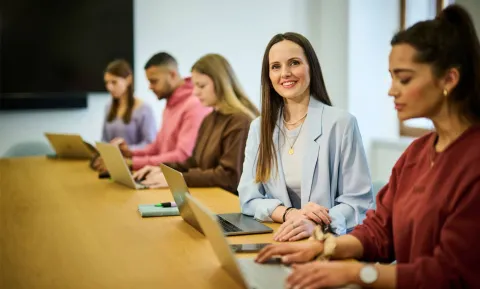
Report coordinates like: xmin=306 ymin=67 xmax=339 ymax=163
xmin=238 ymin=32 xmax=374 ymax=240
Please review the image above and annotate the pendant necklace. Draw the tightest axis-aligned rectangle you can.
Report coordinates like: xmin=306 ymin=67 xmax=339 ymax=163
xmin=283 ymin=117 xmax=306 ymax=155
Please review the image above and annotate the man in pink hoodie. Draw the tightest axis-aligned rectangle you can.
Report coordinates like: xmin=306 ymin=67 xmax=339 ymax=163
xmin=97 ymin=52 xmax=211 ymax=171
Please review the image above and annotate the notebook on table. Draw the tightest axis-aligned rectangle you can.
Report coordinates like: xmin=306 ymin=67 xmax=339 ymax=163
xmin=138 ymin=204 xmax=180 ymax=217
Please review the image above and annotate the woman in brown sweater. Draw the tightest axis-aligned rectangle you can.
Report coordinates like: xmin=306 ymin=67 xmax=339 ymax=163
xmin=255 ymin=4 xmax=480 ymax=289
xmin=133 ymin=54 xmax=259 ymax=194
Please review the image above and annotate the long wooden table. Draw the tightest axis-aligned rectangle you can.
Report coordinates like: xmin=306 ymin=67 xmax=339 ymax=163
xmin=0 ymin=156 xmax=280 ymax=289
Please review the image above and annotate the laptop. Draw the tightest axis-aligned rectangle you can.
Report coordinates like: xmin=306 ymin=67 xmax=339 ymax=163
xmin=160 ymin=164 xmax=273 ymax=236
xmin=95 ymin=142 xmax=147 ymax=189
xmin=185 ymin=194 xmax=290 ymax=289
xmin=45 ymin=133 xmax=95 ymax=159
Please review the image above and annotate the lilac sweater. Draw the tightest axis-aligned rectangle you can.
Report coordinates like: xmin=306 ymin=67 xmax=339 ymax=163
xmin=101 ymin=102 xmax=157 ymax=150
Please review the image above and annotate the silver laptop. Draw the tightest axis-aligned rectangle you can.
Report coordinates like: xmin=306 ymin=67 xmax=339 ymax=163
xmin=185 ymin=194 xmax=290 ymax=289
xmin=187 ymin=194 xmax=361 ymax=289
xmin=45 ymin=133 xmax=95 ymax=159
xmin=160 ymin=164 xmax=273 ymax=236
xmin=96 ymin=142 xmax=147 ymax=189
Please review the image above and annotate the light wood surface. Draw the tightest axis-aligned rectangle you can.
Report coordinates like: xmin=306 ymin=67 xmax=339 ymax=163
xmin=0 ymin=156 xmax=280 ymax=289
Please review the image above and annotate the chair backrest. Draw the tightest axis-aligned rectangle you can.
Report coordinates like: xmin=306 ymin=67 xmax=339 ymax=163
xmin=371 ymin=181 xmax=387 ymax=209
xmin=3 ymin=141 xmax=54 ymax=158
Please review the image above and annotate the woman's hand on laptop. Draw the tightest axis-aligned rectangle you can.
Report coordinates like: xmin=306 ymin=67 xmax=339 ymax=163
xmin=286 ymin=261 xmax=361 ymax=289
xmin=132 ymin=165 xmax=161 ymax=181
xmin=140 ymin=171 xmax=168 ymax=189
xmin=273 ymin=213 xmax=316 ymax=242
xmin=92 ymin=157 xmax=107 ymax=172
xmin=255 ymin=240 xmax=324 ymax=265
xmin=110 ymin=138 xmax=132 ymax=158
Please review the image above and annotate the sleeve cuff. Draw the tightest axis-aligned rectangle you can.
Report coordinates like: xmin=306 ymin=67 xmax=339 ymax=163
xmin=329 ymin=209 xmax=347 ymax=235
xmin=251 ymin=199 xmax=283 ymax=222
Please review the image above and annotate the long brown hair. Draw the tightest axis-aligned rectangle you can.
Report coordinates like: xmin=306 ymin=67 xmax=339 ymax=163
xmin=256 ymin=32 xmax=332 ymax=183
xmin=191 ymin=54 xmax=259 ymax=119
xmin=105 ymin=59 xmax=135 ymax=124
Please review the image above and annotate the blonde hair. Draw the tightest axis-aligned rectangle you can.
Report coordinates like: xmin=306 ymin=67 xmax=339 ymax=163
xmin=191 ymin=54 xmax=259 ymax=119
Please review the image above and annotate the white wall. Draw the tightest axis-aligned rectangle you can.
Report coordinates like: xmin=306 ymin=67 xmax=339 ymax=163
xmin=0 ymin=93 xmax=110 ymax=156
xmin=348 ymin=0 xmax=401 ymax=163
xmin=370 ymin=138 xmax=410 ymax=183
xmin=308 ymin=0 xmax=349 ymax=110
xmin=132 ymin=0 xmax=350 ymax=112
xmin=457 ymin=0 xmax=480 ymax=37
xmin=133 ymin=0 xmax=312 ymax=126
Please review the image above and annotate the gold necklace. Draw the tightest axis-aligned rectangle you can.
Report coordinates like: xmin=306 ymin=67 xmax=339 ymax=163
xmin=283 ymin=120 xmax=305 ymax=155
xmin=283 ymin=112 xmax=308 ymax=126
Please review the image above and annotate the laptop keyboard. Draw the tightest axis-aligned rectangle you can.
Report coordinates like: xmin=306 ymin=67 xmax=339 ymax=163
xmin=218 ymin=216 xmax=242 ymax=233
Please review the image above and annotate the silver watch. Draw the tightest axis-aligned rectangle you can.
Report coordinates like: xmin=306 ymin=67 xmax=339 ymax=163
xmin=359 ymin=265 xmax=378 ymax=284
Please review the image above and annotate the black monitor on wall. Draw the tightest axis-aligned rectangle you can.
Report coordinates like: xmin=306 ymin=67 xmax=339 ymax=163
xmin=0 ymin=0 xmax=134 ymax=110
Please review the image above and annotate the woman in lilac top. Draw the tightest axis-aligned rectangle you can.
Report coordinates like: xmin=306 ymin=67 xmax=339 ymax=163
xmin=102 ymin=59 xmax=156 ymax=150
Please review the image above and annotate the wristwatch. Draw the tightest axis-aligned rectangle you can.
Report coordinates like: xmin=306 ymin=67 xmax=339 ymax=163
xmin=359 ymin=265 xmax=379 ymax=284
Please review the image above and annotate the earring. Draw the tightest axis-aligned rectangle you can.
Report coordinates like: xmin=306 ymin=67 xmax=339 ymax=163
xmin=443 ymin=89 xmax=448 ymax=97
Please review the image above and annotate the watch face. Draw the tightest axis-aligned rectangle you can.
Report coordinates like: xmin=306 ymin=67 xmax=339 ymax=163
xmin=360 ymin=265 xmax=378 ymax=284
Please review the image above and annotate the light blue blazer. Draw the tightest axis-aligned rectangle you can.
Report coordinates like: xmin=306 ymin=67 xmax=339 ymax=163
xmin=238 ymin=97 xmax=374 ymax=234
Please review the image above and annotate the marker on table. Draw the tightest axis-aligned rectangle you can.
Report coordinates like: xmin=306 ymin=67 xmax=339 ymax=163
xmin=154 ymin=202 xmax=177 ymax=208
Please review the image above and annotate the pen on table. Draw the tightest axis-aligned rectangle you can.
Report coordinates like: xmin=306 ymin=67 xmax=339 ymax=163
xmin=154 ymin=202 xmax=177 ymax=207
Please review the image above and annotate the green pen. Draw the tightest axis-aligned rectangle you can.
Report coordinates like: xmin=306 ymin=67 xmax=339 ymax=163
xmin=154 ymin=202 xmax=176 ymax=207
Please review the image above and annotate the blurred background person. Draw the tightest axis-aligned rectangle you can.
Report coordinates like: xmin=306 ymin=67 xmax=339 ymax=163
xmin=133 ymin=53 xmax=260 ymax=194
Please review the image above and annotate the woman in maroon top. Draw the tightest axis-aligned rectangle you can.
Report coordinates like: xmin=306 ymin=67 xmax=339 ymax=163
xmin=255 ymin=4 xmax=480 ymax=289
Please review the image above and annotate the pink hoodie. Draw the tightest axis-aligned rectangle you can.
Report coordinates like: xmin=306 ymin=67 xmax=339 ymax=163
xmin=131 ymin=78 xmax=211 ymax=170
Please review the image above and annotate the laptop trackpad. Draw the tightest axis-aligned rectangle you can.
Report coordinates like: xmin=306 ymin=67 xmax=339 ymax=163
xmin=237 ymin=258 xmax=290 ymax=289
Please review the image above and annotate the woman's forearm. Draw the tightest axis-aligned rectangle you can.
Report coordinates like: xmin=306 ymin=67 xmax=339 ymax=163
xmin=332 ymin=234 xmax=364 ymax=260
xmin=372 ymin=264 xmax=396 ymax=289
xmin=271 ymin=205 xmax=288 ymax=223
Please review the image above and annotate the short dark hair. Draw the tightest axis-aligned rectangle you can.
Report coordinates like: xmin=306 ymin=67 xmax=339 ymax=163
xmin=144 ymin=52 xmax=178 ymax=70
xmin=391 ymin=4 xmax=480 ymax=124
